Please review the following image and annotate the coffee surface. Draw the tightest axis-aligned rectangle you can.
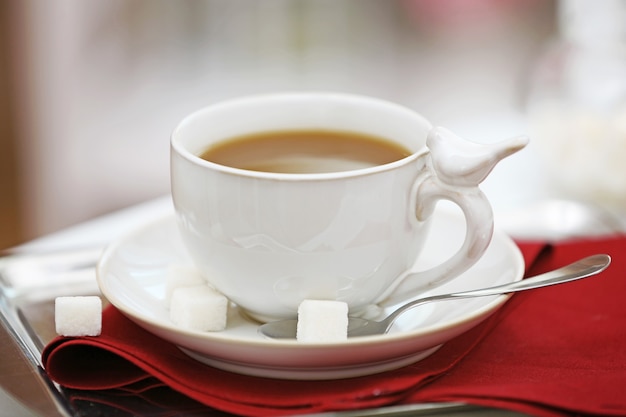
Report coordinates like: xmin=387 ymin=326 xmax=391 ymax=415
xmin=199 ymin=130 xmax=412 ymax=173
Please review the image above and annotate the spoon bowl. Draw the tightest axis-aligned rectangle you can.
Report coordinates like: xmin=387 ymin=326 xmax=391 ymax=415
xmin=259 ymin=254 xmax=611 ymax=339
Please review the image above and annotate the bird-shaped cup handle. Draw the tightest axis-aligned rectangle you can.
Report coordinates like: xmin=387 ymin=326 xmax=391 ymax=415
xmin=377 ymin=127 xmax=528 ymax=307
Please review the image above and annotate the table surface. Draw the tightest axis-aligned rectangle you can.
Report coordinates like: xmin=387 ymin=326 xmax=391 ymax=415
xmin=0 ymin=196 xmax=539 ymax=417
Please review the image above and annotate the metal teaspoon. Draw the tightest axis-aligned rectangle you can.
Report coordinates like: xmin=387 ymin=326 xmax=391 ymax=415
xmin=258 ymin=254 xmax=611 ymax=339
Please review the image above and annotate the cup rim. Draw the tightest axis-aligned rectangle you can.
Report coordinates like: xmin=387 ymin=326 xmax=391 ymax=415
xmin=170 ymin=92 xmax=430 ymax=181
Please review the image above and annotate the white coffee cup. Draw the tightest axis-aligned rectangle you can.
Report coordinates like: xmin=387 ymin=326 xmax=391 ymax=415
xmin=171 ymin=92 xmax=527 ymax=322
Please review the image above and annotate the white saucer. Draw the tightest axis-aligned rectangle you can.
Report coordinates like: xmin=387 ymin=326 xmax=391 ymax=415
xmin=96 ymin=206 xmax=524 ymax=380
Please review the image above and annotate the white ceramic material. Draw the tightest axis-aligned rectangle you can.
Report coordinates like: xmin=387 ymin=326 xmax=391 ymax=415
xmin=170 ymin=92 xmax=527 ymax=320
xmin=96 ymin=206 xmax=524 ymax=380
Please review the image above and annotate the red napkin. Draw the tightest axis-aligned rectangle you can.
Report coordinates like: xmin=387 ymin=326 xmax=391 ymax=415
xmin=42 ymin=238 xmax=626 ymax=417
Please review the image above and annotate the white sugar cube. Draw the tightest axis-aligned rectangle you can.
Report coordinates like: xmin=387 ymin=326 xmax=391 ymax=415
xmin=165 ymin=265 xmax=206 ymax=304
xmin=55 ymin=296 xmax=102 ymax=337
xmin=169 ymin=285 xmax=228 ymax=331
xmin=296 ymin=300 xmax=349 ymax=343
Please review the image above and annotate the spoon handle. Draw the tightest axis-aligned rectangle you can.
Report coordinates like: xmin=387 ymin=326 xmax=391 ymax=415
xmin=451 ymin=254 xmax=610 ymax=297
xmin=382 ymin=254 xmax=611 ymax=331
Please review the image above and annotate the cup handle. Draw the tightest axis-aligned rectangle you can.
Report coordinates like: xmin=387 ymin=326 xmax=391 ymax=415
xmin=376 ymin=127 xmax=528 ymax=307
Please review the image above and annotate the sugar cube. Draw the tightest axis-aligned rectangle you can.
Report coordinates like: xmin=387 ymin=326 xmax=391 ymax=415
xmin=169 ymin=285 xmax=228 ymax=331
xmin=296 ymin=299 xmax=349 ymax=343
xmin=165 ymin=265 xmax=206 ymax=304
xmin=55 ymin=296 xmax=102 ymax=337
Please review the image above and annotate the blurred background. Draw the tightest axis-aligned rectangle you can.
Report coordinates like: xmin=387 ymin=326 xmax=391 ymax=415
xmin=2 ymin=0 xmax=622 ymax=250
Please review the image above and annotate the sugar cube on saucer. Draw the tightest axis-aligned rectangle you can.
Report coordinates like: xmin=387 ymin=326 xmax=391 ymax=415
xmin=296 ymin=300 xmax=349 ymax=343
xmin=55 ymin=296 xmax=102 ymax=337
xmin=165 ymin=265 xmax=206 ymax=304
xmin=169 ymin=285 xmax=228 ymax=331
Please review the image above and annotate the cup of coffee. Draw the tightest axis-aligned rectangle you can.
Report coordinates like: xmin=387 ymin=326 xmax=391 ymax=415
xmin=170 ymin=92 xmax=527 ymax=322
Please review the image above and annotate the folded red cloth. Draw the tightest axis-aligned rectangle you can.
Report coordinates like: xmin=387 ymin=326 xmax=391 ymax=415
xmin=42 ymin=238 xmax=626 ymax=417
